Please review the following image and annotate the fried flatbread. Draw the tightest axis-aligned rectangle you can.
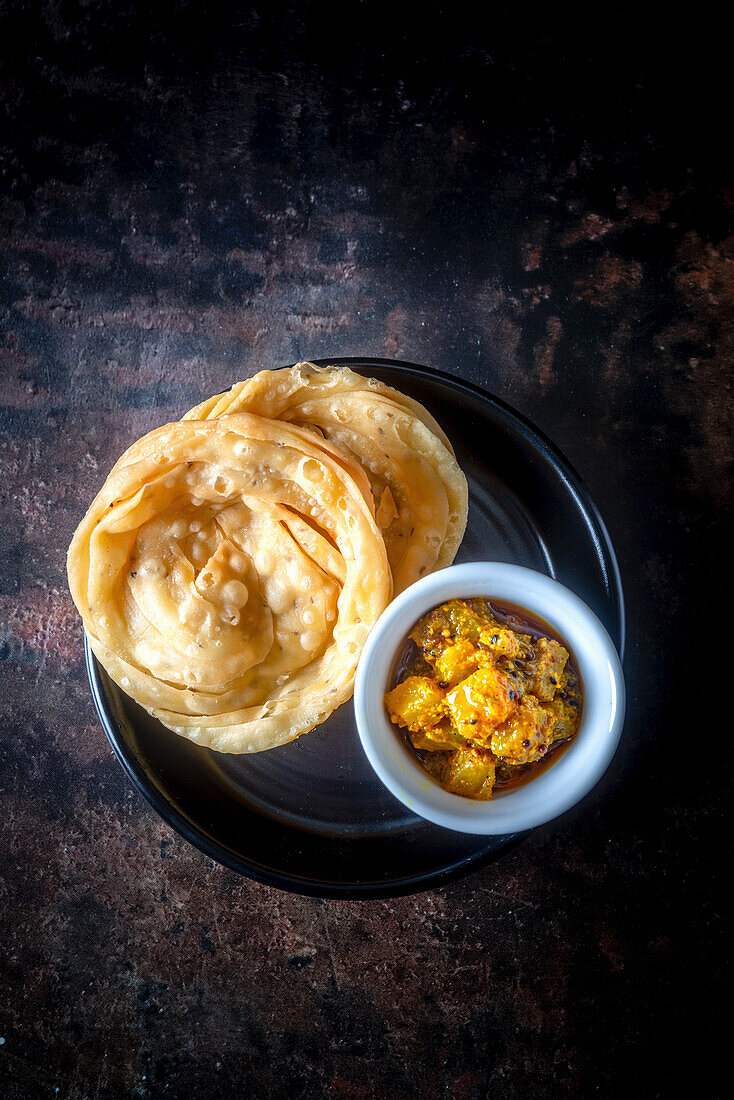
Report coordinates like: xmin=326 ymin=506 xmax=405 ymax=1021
xmin=184 ymin=363 xmax=468 ymax=593
xmin=67 ymin=412 xmax=391 ymax=752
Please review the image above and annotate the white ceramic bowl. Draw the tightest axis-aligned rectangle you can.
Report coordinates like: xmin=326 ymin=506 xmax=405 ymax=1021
xmin=354 ymin=562 xmax=625 ymax=834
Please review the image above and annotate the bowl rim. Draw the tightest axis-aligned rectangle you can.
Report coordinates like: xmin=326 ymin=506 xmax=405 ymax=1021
xmin=354 ymin=562 xmax=626 ymax=835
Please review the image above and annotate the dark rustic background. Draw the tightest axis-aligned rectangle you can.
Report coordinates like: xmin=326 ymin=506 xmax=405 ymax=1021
xmin=1 ymin=4 xmax=730 ymax=1098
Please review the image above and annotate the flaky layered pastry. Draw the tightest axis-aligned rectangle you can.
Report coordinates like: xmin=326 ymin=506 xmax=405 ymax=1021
xmin=184 ymin=363 xmax=469 ymax=594
xmin=68 ymin=364 xmax=468 ymax=755
xmin=67 ymin=412 xmax=391 ymax=753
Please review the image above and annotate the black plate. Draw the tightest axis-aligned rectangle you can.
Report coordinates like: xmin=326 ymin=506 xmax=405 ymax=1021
xmin=86 ymin=358 xmax=625 ymax=898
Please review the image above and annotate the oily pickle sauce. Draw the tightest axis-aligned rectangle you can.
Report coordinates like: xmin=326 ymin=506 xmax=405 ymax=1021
xmin=390 ymin=597 xmax=582 ymax=796
xmin=486 ymin=601 xmax=580 ymax=790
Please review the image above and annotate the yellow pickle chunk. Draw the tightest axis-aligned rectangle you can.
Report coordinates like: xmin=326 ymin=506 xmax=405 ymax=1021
xmin=529 ymin=636 xmax=569 ymax=701
xmin=490 ymin=695 xmax=554 ymax=765
xmin=385 ymin=675 xmax=446 ymax=733
xmin=441 ymin=746 xmax=496 ymax=800
xmin=408 ymin=720 xmax=466 ymax=752
xmin=445 ymin=664 xmax=515 ymax=739
xmin=433 ymin=637 xmax=483 ymax=687
xmin=478 ymin=625 xmax=524 ymax=660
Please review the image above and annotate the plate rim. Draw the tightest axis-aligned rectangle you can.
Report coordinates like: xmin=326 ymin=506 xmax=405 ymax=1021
xmin=86 ymin=639 xmax=528 ymax=899
xmin=84 ymin=357 xmax=626 ymax=898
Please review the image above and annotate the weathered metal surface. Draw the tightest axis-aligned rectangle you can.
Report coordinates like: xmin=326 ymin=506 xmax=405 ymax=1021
xmin=0 ymin=4 xmax=730 ymax=1097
